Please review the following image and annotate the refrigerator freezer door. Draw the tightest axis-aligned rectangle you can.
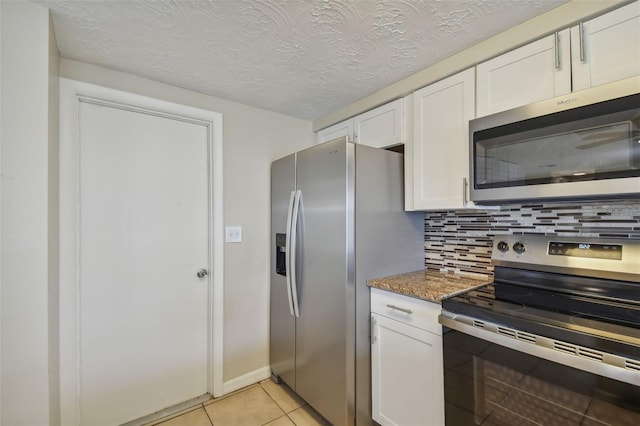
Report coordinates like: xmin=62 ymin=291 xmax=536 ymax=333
xmin=294 ymin=139 xmax=354 ymax=425
xmin=270 ymin=154 xmax=296 ymax=388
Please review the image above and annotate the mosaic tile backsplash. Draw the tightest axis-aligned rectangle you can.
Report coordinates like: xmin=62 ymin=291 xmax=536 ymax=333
xmin=424 ymin=200 xmax=640 ymax=278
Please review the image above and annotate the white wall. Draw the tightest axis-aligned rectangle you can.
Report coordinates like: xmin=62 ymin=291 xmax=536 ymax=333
xmin=59 ymin=59 xmax=313 ymax=385
xmin=0 ymin=1 xmax=59 ymax=425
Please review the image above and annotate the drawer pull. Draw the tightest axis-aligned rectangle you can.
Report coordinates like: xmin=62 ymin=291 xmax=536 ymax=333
xmin=386 ymin=304 xmax=412 ymax=315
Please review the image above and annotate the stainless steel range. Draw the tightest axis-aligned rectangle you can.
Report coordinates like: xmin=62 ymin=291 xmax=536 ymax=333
xmin=439 ymin=235 xmax=640 ymax=425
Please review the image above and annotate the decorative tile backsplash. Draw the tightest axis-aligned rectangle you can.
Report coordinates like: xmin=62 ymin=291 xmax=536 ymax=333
xmin=424 ymin=200 xmax=640 ymax=278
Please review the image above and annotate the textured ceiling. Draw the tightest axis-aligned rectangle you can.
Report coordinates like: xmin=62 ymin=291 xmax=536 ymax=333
xmin=41 ymin=0 xmax=567 ymax=120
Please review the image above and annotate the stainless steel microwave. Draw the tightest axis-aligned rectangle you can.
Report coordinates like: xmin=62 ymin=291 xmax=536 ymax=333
xmin=469 ymin=76 xmax=640 ymax=203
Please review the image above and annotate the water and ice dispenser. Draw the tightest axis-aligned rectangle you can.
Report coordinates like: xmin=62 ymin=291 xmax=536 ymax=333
xmin=275 ymin=233 xmax=286 ymax=276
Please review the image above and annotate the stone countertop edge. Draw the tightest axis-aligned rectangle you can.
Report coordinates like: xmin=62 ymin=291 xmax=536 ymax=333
xmin=366 ymin=270 xmax=492 ymax=304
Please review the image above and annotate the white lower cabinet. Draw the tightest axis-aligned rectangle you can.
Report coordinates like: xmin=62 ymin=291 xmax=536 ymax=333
xmin=371 ymin=288 xmax=444 ymax=426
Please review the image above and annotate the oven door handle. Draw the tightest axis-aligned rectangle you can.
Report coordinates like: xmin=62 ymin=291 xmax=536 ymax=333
xmin=439 ymin=311 xmax=640 ymax=387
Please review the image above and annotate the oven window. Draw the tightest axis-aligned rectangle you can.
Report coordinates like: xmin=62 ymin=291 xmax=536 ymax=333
xmin=472 ymin=96 xmax=640 ymax=189
xmin=443 ymin=328 xmax=640 ymax=425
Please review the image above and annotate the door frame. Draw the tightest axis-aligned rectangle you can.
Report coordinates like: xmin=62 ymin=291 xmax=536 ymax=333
xmin=58 ymin=78 xmax=224 ymax=425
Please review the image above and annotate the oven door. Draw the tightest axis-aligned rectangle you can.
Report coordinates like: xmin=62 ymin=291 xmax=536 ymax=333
xmin=442 ymin=325 xmax=640 ymax=426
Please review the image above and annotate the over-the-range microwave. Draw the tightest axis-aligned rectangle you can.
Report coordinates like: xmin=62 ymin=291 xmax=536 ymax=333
xmin=469 ymin=76 xmax=640 ymax=204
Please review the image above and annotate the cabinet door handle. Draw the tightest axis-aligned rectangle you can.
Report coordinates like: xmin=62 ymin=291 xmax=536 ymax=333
xmin=554 ymin=31 xmax=560 ymax=69
xmin=462 ymin=177 xmax=468 ymax=206
xmin=386 ymin=304 xmax=413 ymax=315
xmin=371 ymin=316 xmax=377 ymax=344
xmin=579 ymin=22 xmax=585 ymax=63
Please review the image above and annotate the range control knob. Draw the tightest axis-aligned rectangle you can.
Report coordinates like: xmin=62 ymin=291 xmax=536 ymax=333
xmin=496 ymin=241 xmax=510 ymax=252
xmin=512 ymin=241 xmax=526 ymax=254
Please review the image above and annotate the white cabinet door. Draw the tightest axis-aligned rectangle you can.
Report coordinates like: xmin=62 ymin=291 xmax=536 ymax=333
xmin=410 ymin=68 xmax=475 ymax=211
xmin=354 ymin=98 xmax=405 ymax=148
xmin=315 ymin=119 xmax=353 ymax=144
xmin=371 ymin=313 xmax=444 ymax=426
xmin=571 ymin=1 xmax=640 ymax=91
xmin=316 ymin=98 xmax=408 ymax=147
xmin=476 ymin=30 xmax=571 ymax=117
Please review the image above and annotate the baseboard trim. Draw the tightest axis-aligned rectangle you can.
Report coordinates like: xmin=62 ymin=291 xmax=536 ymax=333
xmin=222 ymin=366 xmax=271 ymax=395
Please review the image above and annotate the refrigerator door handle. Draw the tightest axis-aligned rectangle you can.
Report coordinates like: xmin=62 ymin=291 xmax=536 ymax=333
xmin=290 ymin=190 xmax=302 ymax=318
xmin=284 ymin=190 xmax=296 ymax=316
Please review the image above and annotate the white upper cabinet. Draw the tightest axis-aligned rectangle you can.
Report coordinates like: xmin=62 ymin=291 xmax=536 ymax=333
xmin=476 ymin=29 xmax=571 ymax=118
xmin=353 ymin=98 xmax=405 ymax=148
xmin=315 ymin=98 xmax=406 ymax=148
xmin=477 ymin=1 xmax=640 ymax=117
xmin=315 ymin=119 xmax=353 ymax=144
xmin=571 ymin=1 xmax=640 ymax=91
xmin=408 ymin=68 xmax=475 ymax=211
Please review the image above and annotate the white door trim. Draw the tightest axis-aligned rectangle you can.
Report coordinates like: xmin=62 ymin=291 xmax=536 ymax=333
xmin=58 ymin=78 xmax=224 ymax=425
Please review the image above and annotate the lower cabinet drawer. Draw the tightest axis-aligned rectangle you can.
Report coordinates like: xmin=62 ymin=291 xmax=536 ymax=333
xmin=370 ymin=287 xmax=442 ymax=335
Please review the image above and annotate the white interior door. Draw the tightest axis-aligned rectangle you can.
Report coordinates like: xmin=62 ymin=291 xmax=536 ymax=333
xmin=77 ymin=100 xmax=210 ymax=425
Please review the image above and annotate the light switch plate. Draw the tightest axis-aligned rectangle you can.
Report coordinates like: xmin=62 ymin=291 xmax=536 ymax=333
xmin=225 ymin=226 xmax=242 ymax=243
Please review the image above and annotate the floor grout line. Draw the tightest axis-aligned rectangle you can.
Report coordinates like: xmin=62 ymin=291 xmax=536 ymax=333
xmin=287 ymin=413 xmax=297 ymax=426
xmin=204 ymin=383 xmax=260 ymax=406
xmin=150 ymin=381 xmax=315 ymax=426
xmin=202 ymin=401 xmax=215 ymax=426
xmin=260 ymin=381 xmax=288 ymax=415
xmin=257 ymin=382 xmax=289 ymax=425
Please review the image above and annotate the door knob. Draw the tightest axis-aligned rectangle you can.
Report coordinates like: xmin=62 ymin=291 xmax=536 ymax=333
xmin=196 ymin=268 xmax=209 ymax=278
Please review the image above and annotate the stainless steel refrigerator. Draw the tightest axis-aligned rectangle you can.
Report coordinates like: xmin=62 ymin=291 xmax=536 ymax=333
xmin=270 ymin=137 xmax=423 ymax=425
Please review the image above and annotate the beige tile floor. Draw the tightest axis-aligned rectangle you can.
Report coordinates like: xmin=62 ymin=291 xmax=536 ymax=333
xmin=144 ymin=379 xmax=330 ymax=426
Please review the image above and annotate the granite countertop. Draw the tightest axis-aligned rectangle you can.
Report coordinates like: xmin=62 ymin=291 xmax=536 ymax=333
xmin=367 ymin=270 xmax=492 ymax=304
